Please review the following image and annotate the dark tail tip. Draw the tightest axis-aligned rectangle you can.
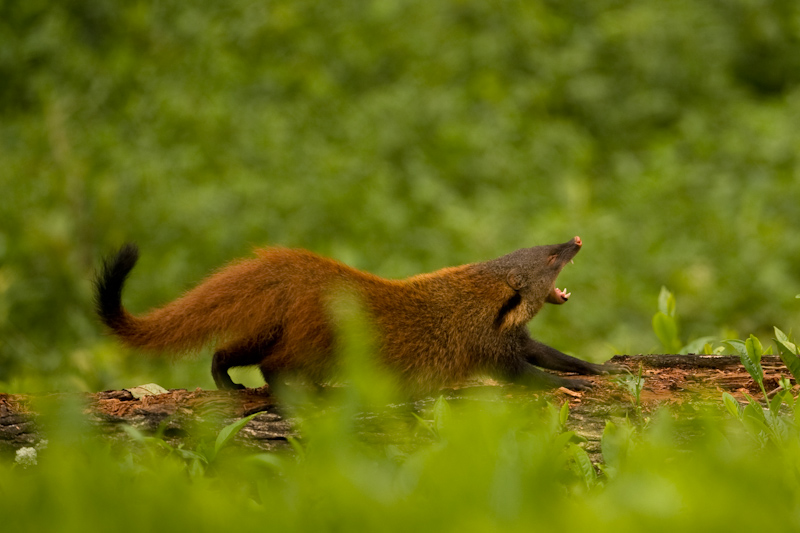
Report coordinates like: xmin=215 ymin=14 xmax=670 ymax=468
xmin=94 ymin=243 xmax=139 ymax=329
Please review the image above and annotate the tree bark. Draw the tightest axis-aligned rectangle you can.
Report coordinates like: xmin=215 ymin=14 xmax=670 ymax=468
xmin=0 ymin=354 xmax=790 ymax=457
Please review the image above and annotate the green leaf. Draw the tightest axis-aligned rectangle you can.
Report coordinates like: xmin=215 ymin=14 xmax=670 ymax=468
xmin=214 ymin=411 xmax=263 ymax=457
xmin=741 ymin=335 xmax=765 ymax=388
xmin=658 ymin=286 xmax=676 ymax=317
xmin=769 ymin=391 xmax=784 ymax=415
xmin=773 ymin=328 xmax=798 ymax=355
xmin=742 ymin=392 xmax=759 ymax=407
xmin=794 ymin=396 xmax=800 ymax=425
xmin=774 ymin=327 xmax=800 ymax=382
xmin=286 ymin=437 xmax=306 ymax=461
xmin=741 ymin=407 xmax=775 ymax=443
xmin=121 ymin=424 xmax=176 ymax=452
xmin=121 ymin=424 xmax=147 ymax=443
xmin=747 ymin=335 xmax=764 ymax=358
xmin=186 ymin=457 xmax=206 ymax=480
xmin=742 ymin=400 xmax=767 ymax=426
xmin=245 ymin=453 xmax=285 ymax=472
xmin=740 ymin=393 xmax=773 ymax=440
xmin=553 ymin=430 xmax=577 ymax=451
xmin=173 ymin=448 xmax=208 ymax=463
xmin=680 ymin=336 xmax=716 ymax=355
xmin=411 ymin=412 xmax=436 ymax=437
xmin=765 ymin=410 xmax=789 ymax=445
xmin=722 ymin=392 xmax=742 ymax=420
xmin=776 ymin=345 xmax=800 ymax=383
xmin=600 ymin=419 xmax=632 ymax=472
xmin=432 ymin=396 xmax=452 ymax=436
xmin=567 ymin=444 xmax=597 ymax=489
xmin=653 ymin=312 xmax=681 ymax=353
xmin=722 ymin=339 xmax=747 ymax=356
xmin=779 ymin=376 xmax=794 ymax=396
xmin=559 ymin=401 xmax=570 ymax=428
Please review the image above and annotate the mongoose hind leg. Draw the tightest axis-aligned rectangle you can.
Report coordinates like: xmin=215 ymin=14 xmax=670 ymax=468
xmin=212 ymin=334 xmax=280 ymax=390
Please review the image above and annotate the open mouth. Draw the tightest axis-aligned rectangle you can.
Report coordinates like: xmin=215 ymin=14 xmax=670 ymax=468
xmin=547 ymin=236 xmax=581 ymax=305
xmin=551 ymin=286 xmax=571 ymax=303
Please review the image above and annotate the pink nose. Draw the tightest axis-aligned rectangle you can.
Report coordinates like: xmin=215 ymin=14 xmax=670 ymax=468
xmin=574 ymin=236 xmax=582 ymax=246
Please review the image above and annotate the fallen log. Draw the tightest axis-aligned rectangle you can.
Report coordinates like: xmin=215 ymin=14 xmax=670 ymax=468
xmin=0 ymin=355 xmax=792 ymax=458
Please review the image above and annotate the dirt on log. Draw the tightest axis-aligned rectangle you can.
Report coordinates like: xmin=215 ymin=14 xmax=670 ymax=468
xmin=0 ymin=355 xmax=793 ymax=458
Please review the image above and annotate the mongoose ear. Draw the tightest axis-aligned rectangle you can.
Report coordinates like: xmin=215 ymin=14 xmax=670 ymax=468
xmin=506 ymin=269 xmax=527 ymax=291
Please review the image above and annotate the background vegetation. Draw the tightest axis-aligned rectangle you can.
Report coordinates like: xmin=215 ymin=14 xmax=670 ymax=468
xmin=3 ymin=2 xmax=800 ymax=531
xmin=1 ymin=0 xmax=799 ymax=391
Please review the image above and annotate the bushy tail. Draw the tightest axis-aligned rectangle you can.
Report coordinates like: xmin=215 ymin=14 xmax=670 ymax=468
xmin=94 ymin=242 xmax=214 ymax=353
xmin=93 ymin=244 xmax=279 ymax=354
xmin=94 ymin=243 xmax=140 ymax=331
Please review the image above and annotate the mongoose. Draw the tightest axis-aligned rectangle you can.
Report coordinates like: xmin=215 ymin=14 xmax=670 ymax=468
xmin=95 ymin=236 xmax=617 ymax=393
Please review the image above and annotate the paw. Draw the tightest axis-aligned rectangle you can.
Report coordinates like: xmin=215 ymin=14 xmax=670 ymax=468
xmin=560 ymin=377 xmax=594 ymax=391
xmin=218 ymin=381 xmax=247 ymax=390
xmin=601 ymin=363 xmax=627 ymax=375
xmin=588 ymin=362 xmax=627 ymax=375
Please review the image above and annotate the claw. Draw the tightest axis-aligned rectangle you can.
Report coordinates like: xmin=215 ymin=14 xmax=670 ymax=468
xmin=562 ymin=378 xmax=593 ymax=391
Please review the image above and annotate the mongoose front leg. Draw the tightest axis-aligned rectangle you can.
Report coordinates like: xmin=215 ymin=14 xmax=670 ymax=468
xmin=499 ymin=358 xmax=593 ymax=391
xmin=522 ymin=337 xmax=622 ymax=375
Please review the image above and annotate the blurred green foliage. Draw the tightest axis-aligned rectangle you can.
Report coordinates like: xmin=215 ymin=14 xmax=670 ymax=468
xmin=1 ymin=0 xmax=800 ymax=391
xmin=5 ymin=366 xmax=800 ymax=532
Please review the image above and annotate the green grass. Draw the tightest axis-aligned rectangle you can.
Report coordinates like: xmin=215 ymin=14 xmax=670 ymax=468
xmin=5 ymin=310 xmax=800 ymax=532
xmin=5 ymin=378 xmax=800 ymax=533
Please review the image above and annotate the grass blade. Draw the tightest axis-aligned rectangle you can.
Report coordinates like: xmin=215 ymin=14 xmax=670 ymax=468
xmin=214 ymin=411 xmax=263 ymax=456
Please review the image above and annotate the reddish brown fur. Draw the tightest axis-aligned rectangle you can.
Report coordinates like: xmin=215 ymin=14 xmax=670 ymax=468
xmin=96 ymin=238 xmax=617 ymax=393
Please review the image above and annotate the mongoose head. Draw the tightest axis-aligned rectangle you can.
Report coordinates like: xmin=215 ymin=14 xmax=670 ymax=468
xmin=496 ymin=236 xmax=582 ymax=315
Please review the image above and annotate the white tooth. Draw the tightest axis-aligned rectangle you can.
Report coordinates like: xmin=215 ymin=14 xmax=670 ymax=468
xmin=570 ymin=260 xmax=574 ymax=264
